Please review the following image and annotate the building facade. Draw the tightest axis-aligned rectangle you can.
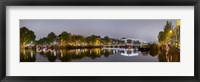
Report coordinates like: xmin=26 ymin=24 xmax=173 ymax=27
xmin=171 ymin=20 xmax=180 ymax=48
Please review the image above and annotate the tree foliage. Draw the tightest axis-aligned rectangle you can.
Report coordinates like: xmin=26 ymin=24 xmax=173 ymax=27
xmin=47 ymin=32 xmax=57 ymax=43
xmin=37 ymin=32 xmax=57 ymax=45
xmin=38 ymin=37 xmax=48 ymax=44
xmin=158 ymin=31 xmax=165 ymax=43
xmin=158 ymin=21 xmax=173 ymax=44
xmin=35 ymin=31 xmax=111 ymax=46
xmin=20 ymin=27 xmax=36 ymax=46
xmin=59 ymin=31 xmax=70 ymax=41
xmin=58 ymin=31 xmax=71 ymax=46
xmin=102 ymin=36 xmax=111 ymax=45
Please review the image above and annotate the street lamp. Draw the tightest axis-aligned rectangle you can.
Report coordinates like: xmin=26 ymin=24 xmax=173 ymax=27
xmin=169 ymin=30 xmax=173 ymax=34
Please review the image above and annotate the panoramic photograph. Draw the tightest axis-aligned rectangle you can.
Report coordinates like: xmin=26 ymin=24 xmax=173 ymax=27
xmin=20 ymin=19 xmax=180 ymax=62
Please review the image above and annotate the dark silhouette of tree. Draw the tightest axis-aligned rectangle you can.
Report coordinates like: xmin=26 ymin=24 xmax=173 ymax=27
xmin=102 ymin=36 xmax=111 ymax=45
xmin=20 ymin=27 xmax=36 ymax=48
xmin=158 ymin=31 xmax=165 ymax=44
xmin=158 ymin=21 xmax=173 ymax=44
xmin=47 ymin=32 xmax=57 ymax=43
xmin=59 ymin=31 xmax=71 ymax=46
xmin=34 ymin=30 xmax=112 ymax=47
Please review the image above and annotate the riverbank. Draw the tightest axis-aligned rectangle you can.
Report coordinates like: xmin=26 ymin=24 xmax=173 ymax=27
xmin=20 ymin=45 xmax=103 ymax=50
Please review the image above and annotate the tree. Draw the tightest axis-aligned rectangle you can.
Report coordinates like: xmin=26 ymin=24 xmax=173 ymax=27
xmin=157 ymin=21 xmax=173 ymax=44
xmin=158 ymin=31 xmax=165 ymax=44
xmin=47 ymin=32 xmax=57 ymax=43
xmin=59 ymin=31 xmax=71 ymax=46
xmin=85 ymin=36 xmax=92 ymax=45
xmin=20 ymin=27 xmax=36 ymax=48
xmin=163 ymin=21 xmax=173 ymax=40
xmin=74 ymin=35 xmax=86 ymax=46
xmin=103 ymin=36 xmax=111 ymax=45
xmin=38 ymin=37 xmax=48 ymax=45
xmin=76 ymin=35 xmax=85 ymax=42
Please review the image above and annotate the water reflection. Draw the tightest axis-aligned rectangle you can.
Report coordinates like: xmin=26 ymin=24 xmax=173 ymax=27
xmin=141 ymin=51 xmax=149 ymax=56
xmin=158 ymin=48 xmax=180 ymax=62
xmin=20 ymin=49 xmax=36 ymax=62
xmin=104 ymin=48 xmax=139 ymax=56
xmin=20 ymin=47 xmax=180 ymax=62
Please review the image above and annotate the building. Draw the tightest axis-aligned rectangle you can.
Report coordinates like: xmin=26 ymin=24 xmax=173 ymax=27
xmin=171 ymin=20 xmax=180 ymax=48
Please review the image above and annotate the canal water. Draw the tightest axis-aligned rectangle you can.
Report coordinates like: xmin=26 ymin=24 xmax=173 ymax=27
xmin=20 ymin=48 xmax=180 ymax=62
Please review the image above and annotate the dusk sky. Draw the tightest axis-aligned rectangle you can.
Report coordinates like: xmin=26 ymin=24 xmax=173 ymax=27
xmin=20 ymin=19 xmax=177 ymax=42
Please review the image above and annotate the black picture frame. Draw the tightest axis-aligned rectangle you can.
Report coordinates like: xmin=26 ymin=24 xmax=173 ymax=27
xmin=0 ymin=0 xmax=200 ymax=82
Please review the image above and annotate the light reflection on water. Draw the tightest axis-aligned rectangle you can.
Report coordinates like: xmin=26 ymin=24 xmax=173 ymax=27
xmin=20 ymin=48 xmax=180 ymax=62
